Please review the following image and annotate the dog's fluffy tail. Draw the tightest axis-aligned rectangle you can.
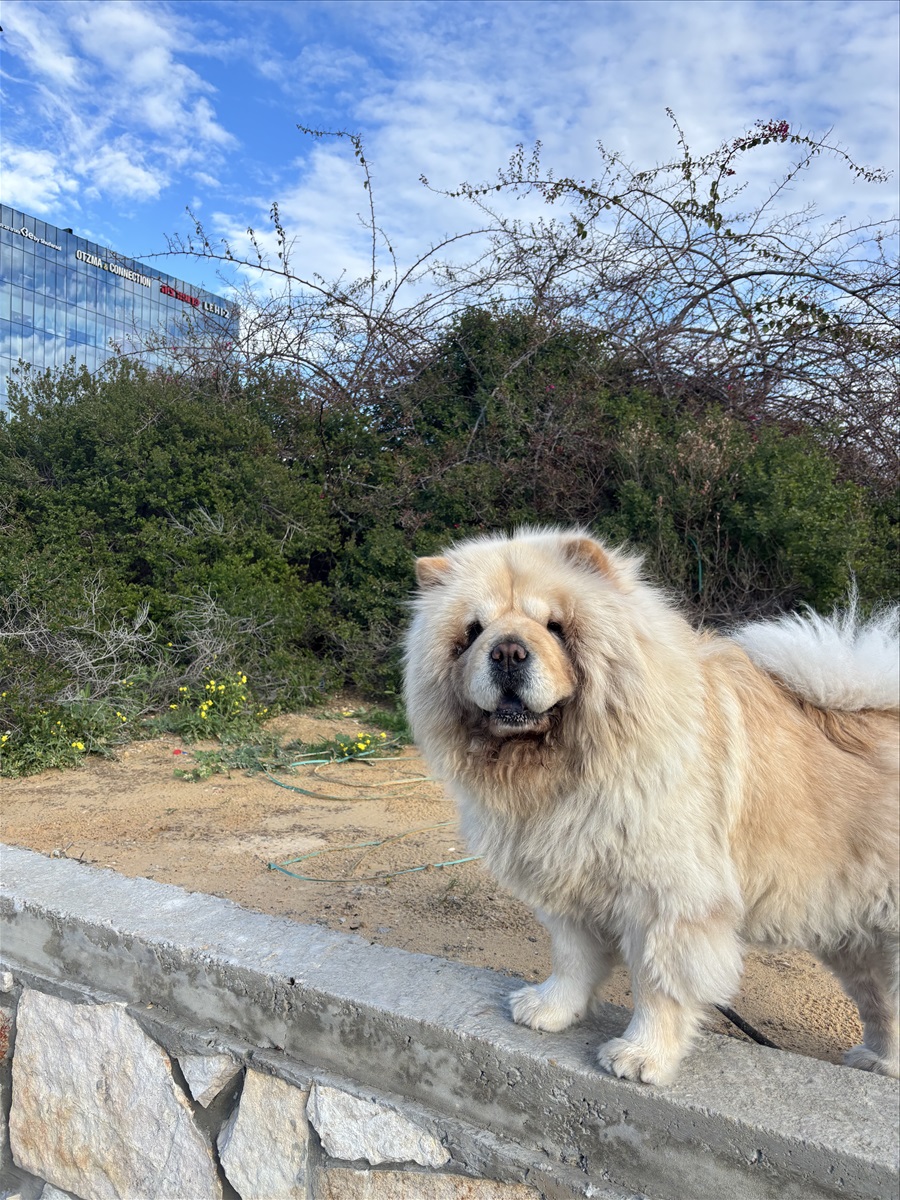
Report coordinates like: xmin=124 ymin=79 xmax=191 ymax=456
xmin=732 ymin=595 xmax=899 ymax=712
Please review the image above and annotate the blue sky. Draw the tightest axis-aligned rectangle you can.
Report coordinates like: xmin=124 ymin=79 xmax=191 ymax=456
xmin=2 ymin=0 xmax=898 ymax=298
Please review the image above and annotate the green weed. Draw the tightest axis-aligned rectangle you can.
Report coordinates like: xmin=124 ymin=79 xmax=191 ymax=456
xmin=171 ymin=720 xmax=408 ymax=784
xmin=150 ymin=670 xmax=268 ymax=741
xmin=0 ymin=688 xmax=134 ymax=777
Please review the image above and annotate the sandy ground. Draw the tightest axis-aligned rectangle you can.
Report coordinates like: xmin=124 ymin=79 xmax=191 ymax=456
xmin=1 ymin=709 xmax=863 ymax=1067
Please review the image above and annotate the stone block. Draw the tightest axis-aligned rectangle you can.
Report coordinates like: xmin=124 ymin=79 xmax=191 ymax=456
xmin=178 ymin=1051 xmax=241 ymax=1107
xmin=308 ymin=1084 xmax=450 ymax=1168
xmin=9 ymin=990 xmax=220 ymax=1200
xmin=218 ymin=1067 xmax=310 ymax=1198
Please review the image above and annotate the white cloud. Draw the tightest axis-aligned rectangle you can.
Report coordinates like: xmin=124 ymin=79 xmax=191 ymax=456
xmin=347 ymin=0 xmax=898 ymax=204
xmin=65 ymin=1 xmax=233 ymax=147
xmin=0 ymin=146 xmax=80 ymax=215
xmin=1 ymin=1 xmax=81 ymax=86
xmin=85 ymin=144 xmax=166 ymax=202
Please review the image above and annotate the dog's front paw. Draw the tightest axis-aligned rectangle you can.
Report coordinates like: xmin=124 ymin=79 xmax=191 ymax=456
xmin=510 ymin=982 xmax=584 ymax=1032
xmin=597 ymin=1037 xmax=678 ymax=1085
xmin=845 ymin=1044 xmax=900 ymax=1078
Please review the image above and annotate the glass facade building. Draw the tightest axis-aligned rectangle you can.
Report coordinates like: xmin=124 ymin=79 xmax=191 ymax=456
xmin=0 ymin=206 xmax=237 ymax=407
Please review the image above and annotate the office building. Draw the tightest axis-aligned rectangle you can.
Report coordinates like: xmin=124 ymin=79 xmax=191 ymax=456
xmin=0 ymin=206 xmax=237 ymax=407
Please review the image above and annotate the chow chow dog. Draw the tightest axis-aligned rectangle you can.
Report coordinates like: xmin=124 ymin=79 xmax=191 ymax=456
xmin=403 ymin=529 xmax=899 ymax=1084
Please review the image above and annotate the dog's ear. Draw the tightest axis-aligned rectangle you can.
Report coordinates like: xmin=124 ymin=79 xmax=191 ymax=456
xmin=564 ymin=536 xmax=635 ymax=591
xmin=415 ymin=556 xmax=452 ymax=588
xmin=563 ymin=536 xmax=615 ymax=577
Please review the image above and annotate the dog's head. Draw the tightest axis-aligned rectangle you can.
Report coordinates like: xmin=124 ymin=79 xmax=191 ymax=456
xmin=405 ymin=530 xmax=635 ymax=748
xmin=433 ymin=593 xmax=575 ymax=739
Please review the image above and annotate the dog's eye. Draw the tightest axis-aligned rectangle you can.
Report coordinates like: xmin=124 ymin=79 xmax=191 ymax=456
xmin=456 ymin=622 xmax=483 ymax=655
xmin=547 ymin=621 xmax=565 ymax=638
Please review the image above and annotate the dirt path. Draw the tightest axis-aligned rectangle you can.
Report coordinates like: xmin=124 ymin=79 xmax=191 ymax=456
xmin=2 ymin=710 xmax=862 ymax=1066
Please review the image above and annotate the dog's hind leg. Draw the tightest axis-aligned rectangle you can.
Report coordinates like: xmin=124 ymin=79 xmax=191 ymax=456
xmin=510 ymin=912 xmax=615 ymax=1033
xmin=822 ymin=934 xmax=899 ymax=1078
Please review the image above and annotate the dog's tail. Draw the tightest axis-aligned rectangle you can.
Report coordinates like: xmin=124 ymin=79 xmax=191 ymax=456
xmin=732 ymin=594 xmax=899 ymax=712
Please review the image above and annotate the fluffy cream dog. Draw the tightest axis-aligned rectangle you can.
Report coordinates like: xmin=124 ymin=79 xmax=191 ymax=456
xmin=403 ymin=529 xmax=899 ymax=1084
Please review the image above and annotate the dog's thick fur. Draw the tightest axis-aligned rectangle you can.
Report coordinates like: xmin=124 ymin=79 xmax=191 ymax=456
xmin=403 ymin=529 xmax=899 ymax=1084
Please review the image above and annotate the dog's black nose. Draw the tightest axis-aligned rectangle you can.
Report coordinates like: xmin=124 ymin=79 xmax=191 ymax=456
xmin=490 ymin=639 xmax=529 ymax=676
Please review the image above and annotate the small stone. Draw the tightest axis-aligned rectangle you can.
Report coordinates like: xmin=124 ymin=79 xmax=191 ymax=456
xmin=0 ymin=1004 xmax=12 ymax=1062
xmin=40 ymin=1187 xmax=75 ymax=1200
xmin=218 ymin=1068 xmax=309 ymax=1198
xmin=0 ymin=970 xmax=14 ymax=992
xmin=178 ymin=1052 xmax=241 ymax=1107
xmin=318 ymin=1170 xmax=539 ymax=1199
xmin=307 ymin=1085 xmax=449 ymax=1168
xmin=9 ymin=990 xmax=220 ymax=1199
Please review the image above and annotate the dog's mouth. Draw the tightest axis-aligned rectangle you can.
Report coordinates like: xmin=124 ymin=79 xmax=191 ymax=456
xmin=484 ymin=693 xmax=553 ymax=737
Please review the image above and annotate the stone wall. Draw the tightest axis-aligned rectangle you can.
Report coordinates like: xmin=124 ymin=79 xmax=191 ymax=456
xmin=1 ymin=983 xmax=535 ymax=1199
xmin=1 ymin=845 xmax=897 ymax=1200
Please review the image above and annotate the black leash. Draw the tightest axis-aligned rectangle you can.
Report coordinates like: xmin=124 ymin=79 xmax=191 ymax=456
xmin=715 ymin=1003 xmax=781 ymax=1049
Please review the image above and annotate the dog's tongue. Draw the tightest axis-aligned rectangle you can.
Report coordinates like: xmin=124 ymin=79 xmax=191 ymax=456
xmin=496 ymin=693 xmax=525 ymax=716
